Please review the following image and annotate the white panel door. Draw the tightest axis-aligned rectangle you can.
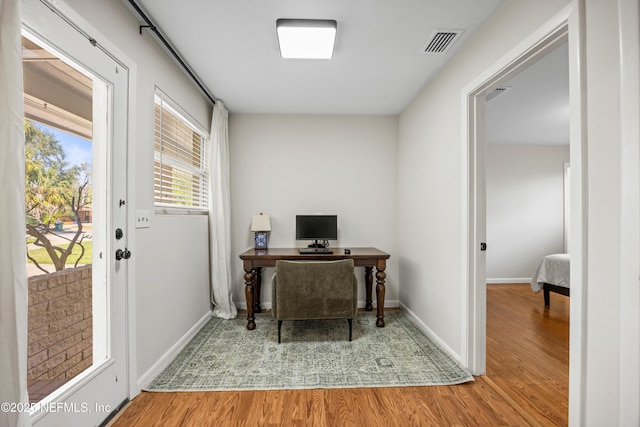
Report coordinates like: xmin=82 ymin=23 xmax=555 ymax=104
xmin=22 ymin=1 xmax=129 ymax=425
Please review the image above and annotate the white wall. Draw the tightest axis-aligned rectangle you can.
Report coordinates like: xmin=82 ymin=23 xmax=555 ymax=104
xmin=397 ymin=0 xmax=571 ymax=357
xmin=64 ymin=0 xmax=213 ymax=387
xmin=486 ymin=144 xmax=569 ymax=281
xmin=229 ymin=114 xmax=399 ymax=309
xmin=399 ymin=0 xmax=640 ymax=424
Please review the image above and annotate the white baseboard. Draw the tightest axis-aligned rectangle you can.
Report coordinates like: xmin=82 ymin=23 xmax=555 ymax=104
xmin=376 ymin=300 xmax=400 ymax=309
xmin=137 ymin=310 xmax=212 ymax=390
xmin=486 ymin=278 xmax=531 ymax=284
xmin=399 ymin=303 xmax=463 ymax=364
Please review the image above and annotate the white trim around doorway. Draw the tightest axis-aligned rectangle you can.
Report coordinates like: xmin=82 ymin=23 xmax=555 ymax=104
xmin=460 ymin=2 xmax=586 ymax=425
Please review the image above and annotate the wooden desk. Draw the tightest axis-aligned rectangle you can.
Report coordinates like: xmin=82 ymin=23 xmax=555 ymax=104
xmin=239 ymin=247 xmax=390 ymax=330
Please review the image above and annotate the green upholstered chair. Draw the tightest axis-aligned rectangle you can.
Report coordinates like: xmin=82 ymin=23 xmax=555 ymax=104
xmin=271 ymin=259 xmax=358 ymax=343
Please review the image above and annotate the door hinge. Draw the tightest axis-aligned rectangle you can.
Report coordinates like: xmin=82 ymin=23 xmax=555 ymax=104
xmin=480 ymin=242 xmax=487 ymax=251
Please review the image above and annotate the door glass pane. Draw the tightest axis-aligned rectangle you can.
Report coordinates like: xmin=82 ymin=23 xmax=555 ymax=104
xmin=23 ymin=35 xmax=102 ymax=403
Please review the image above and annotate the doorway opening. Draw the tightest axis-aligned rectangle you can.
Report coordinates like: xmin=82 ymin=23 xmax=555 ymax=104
xmin=461 ymin=3 xmax=587 ymax=376
xmin=484 ymin=42 xmax=569 ymax=285
xmin=464 ymin=19 xmax=574 ymax=421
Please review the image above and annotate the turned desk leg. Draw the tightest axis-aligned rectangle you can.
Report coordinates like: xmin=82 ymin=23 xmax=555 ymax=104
xmin=364 ymin=266 xmax=374 ymax=311
xmin=244 ymin=269 xmax=256 ymax=330
xmin=376 ymin=268 xmax=386 ymax=327
xmin=253 ymin=267 xmax=263 ymax=313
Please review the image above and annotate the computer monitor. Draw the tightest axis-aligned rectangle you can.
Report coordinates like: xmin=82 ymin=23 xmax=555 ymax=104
xmin=296 ymin=215 xmax=337 ymax=247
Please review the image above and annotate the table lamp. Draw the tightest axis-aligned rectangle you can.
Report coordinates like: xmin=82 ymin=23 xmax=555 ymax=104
xmin=251 ymin=213 xmax=271 ymax=250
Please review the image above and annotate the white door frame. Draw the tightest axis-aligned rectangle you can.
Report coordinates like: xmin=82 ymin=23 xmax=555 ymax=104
xmin=22 ymin=0 xmax=138 ymax=424
xmin=461 ymin=2 xmax=587 ymax=424
xmin=617 ymin=0 xmax=640 ymax=422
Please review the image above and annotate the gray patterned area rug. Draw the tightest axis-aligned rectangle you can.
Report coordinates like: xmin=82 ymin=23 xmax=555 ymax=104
xmin=146 ymin=310 xmax=473 ymax=392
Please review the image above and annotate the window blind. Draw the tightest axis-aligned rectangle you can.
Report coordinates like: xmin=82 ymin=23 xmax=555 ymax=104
xmin=154 ymin=91 xmax=209 ymax=210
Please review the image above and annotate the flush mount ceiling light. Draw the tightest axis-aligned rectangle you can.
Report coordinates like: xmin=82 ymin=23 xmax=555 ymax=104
xmin=276 ymin=19 xmax=337 ymax=59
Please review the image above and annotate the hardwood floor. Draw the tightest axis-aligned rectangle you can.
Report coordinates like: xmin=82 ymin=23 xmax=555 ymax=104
xmin=108 ymin=284 xmax=569 ymax=426
xmin=486 ymin=284 xmax=569 ymax=426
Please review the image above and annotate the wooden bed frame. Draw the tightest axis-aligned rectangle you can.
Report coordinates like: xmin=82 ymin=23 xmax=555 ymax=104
xmin=543 ymin=283 xmax=570 ymax=307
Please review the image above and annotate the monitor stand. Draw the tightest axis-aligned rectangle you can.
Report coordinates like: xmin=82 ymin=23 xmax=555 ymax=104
xmin=307 ymin=240 xmax=325 ymax=248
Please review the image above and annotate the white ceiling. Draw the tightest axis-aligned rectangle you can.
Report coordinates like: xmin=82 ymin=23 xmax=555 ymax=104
xmin=126 ymin=0 xmax=569 ymax=145
xmin=485 ymin=42 xmax=569 ymax=145
xmin=132 ymin=0 xmax=504 ymax=115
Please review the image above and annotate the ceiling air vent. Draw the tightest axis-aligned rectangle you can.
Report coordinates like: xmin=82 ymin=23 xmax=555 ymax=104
xmin=422 ymin=29 xmax=464 ymax=54
xmin=486 ymin=86 xmax=512 ymax=101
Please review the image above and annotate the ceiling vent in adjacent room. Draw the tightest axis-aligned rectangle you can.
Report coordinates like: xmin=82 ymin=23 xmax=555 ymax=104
xmin=486 ymin=86 xmax=512 ymax=101
xmin=422 ymin=29 xmax=464 ymax=54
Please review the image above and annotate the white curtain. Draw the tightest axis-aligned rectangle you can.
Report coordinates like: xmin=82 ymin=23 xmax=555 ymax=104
xmin=208 ymin=101 xmax=237 ymax=319
xmin=0 ymin=0 xmax=31 ymax=426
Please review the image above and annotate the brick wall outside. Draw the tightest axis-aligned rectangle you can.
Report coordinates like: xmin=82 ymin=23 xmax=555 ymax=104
xmin=28 ymin=265 xmax=93 ymax=382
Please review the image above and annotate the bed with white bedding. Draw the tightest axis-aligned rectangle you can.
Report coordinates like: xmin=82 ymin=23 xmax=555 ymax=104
xmin=530 ymin=253 xmax=570 ymax=306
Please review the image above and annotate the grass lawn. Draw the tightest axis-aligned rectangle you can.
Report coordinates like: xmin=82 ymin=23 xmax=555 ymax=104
xmin=27 ymin=241 xmax=92 ymax=265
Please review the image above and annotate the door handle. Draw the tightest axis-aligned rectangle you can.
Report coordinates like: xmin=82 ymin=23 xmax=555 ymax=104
xmin=115 ymin=248 xmax=131 ymax=260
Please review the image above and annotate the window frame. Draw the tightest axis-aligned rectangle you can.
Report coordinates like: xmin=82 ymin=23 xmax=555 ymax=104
xmin=153 ymin=87 xmax=209 ymax=213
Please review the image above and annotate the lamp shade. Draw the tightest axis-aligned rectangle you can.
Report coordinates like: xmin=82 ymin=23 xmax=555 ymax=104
xmin=251 ymin=214 xmax=271 ymax=232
